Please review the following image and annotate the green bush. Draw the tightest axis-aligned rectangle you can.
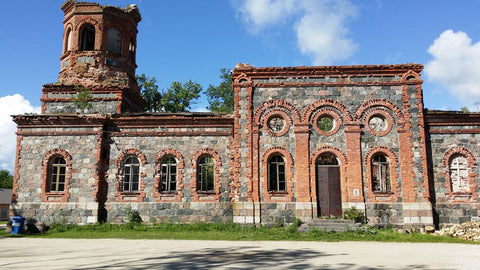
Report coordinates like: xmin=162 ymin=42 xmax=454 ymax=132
xmin=343 ymin=207 xmax=367 ymax=224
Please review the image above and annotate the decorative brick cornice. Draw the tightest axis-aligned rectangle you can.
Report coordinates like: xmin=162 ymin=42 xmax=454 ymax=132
xmin=153 ymin=148 xmax=185 ymax=202
xmin=190 ymin=148 xmax=222 ymax=202
xmin=114 ymin=148 xmax=147 ymax=202
xmin=363 ymin=146 xmax=399 ymax=202
xmin=442 ymin=147 xmax=478 ymax=202
xmin=40 ymin=148 xmax=73 ymax=203
xmin=261 ymin=147 xmax=294 ymax=202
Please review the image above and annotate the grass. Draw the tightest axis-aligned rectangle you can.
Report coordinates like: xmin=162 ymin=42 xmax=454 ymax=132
xmin=0 ymin=220 xmax=7 ymax=225
xmin=0 ymin=222 xmax=477 ymax=244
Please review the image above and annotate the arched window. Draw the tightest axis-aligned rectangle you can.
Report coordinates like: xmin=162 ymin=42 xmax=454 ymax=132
xmin=106 ymin=27 xmax=121 ymax=54
xmin=268 ymin=155 xmax=286 ymax=192
xmin=160 ymin=155 xmax=177 ymax=192
xmin=80 ymin=24 xmax=95 ymax=51
xmin=48 ymin=156 xmax=66 ymax=192
xmin=449 ymin=154 xmax=469 ymax=193
xmin=123 ymin=156 xmax=140 ymax=192
xmin=64 ymin=28 xmax=72 ymax=53
xmin=197 ymin=155 xmax=214 ymax=192
xmin=371 ymin=154 xmax=390 ymax=192
xmin=129 ymin=38 xmax=135 ymax=60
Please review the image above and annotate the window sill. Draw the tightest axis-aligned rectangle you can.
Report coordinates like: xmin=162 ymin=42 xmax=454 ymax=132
xmin=373 ymin=192 xmax=394 ymax=197
xmin=268 ymin=191 xmax=288 ymax=196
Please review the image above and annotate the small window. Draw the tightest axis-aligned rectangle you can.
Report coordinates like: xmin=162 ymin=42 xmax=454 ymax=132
xmin=317 ymin=115 xmax=334 ymax=133
xmin=48 ymin=156 xmax=66 ymax=192
xmin=2 ymin=207 xmax=8 ymax=218
xmin=107 ymin=27 xmax=121 ymax=54
xmin=267 ymin=116 xmax=285 ymax=133
xmin=123 ymin=156 xmax=140 ymax=192
xmin=268 ymin=155 xmax=286 ymax=192
xmin=371 ymin=154 xmax=390 ymax=192
xmin=197 ymin=155 xmax=214 ymax=192
xmin=449 ymin=154 xmax=469 ymax=193
xmin=129 ymin=39 xmax=135 ymax=60
xmin=80 ymin=24 xmax=95 ymax=51
xmin=160 ymin=156 xmax=177 ymax=192
xmin=316 ymin=152 xmax=338 ymax=166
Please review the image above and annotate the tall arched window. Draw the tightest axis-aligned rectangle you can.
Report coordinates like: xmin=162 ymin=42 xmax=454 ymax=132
xmin=106 ymin=27 xmax=121 ymax=54
xmin=64 ymin=28 xmax=72 ymax=53
xmin=197 ymin=155 xmax=214 ymax=192
xmin=123 ymin=156 xmax=140 ymax=192
xmin=268 ymin=155 xmax=286 ymax=192
xmin=371 ymin=154 xmax=390 ymax=192
xmin=449 ymin=154 xmax=469 ymax=193
xmin=48 ymin=156 xmax=66 ymax=192
xmin=160 ymin=155 xmax=177 ymax=192
xmin=80 ymin=24 xmax=95 ymax=51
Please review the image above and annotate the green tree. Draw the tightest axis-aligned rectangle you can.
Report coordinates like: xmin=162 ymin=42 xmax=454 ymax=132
xmin=136 ymin=74 xmax=162 ymax=112
xmin=161 ymin=80 xmax=202 ymax=113
xmin=0 ymin=170 xmax=13 ymax=189
xmin=205 ymin=68 xmax=233 ymax=114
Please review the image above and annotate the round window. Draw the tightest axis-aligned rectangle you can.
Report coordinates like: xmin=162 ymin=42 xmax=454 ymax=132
xmin=368 ymin=115 xmax=387 ymax=132
xmin=267 ymin=116 xmax=285 ymax=133
xmin=317 ymin=115 xmax=334 ymax=132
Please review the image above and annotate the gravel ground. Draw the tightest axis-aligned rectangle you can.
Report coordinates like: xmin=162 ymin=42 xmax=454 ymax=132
xmin=0 ymin=238 xmax=479 ymax=269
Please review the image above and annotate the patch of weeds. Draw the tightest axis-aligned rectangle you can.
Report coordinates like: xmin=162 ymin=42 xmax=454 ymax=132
xmin=343 ymin=207 xmax=367 ymax=224
xmin=126 ymin=205 xmax=142 ymax=225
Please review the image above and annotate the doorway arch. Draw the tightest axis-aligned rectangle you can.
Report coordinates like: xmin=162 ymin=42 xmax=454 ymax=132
xmin=315 ymin=152 xmax=342 ymax=217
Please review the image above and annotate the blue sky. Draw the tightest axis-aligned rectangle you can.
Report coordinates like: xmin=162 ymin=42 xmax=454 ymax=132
xmin=1 ymin=0 xmax=480 ymax=173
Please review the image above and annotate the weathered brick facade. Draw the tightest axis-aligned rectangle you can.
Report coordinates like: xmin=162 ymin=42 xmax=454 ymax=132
xmin=10 ymin=1 xmax=480 ymax=229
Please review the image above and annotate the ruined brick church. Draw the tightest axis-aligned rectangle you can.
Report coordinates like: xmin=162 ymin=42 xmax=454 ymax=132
xmin=11 ymin=1 xmax=480 ymax=228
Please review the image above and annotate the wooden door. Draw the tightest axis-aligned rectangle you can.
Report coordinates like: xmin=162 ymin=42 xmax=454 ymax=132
xmin=316 ymin=165 xmax=342 ymax=217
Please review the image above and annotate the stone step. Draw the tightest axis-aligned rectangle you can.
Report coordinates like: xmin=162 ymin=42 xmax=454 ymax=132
xmin=299 ymin=219 xmax=357 ymax=233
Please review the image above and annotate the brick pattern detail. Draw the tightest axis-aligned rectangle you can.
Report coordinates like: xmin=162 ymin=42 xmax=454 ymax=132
xmin=260 ymin=147 xmax=294 ymax=202
xmin=40 ymin=148 xmax=73 ymax=203
xmin=303 ymin=98 xmax=353 ymax=122
xmin=152 ymin=148 xmax=185 ymax=202
xmin=114 ymin=148 xmax=147 ymax=202
xmin=362 ymin=107 xmax=395 ymax=137
xmin=310 ymin=146 xmax=348 ymax=204
xmin=190 ymin=148 xmax=222 ymax=202
xmin=442 ymin=147 xmax=478 ymax=202
xmin=354 ymin=98 xmax=404 ymax=122
xmin=254 ymin=99 xmax=302 ymax=124
xmin=364 ymin=146 xmax=399 ymax=202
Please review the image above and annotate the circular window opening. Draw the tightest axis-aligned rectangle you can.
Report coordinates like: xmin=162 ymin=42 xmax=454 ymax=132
xmin=368 ymin=115 xmax=387 ymax=132
xmin=317 ymin=115 xmax=335 ymax=133
xmin=268 ymin=115 xmax=285 ymax=133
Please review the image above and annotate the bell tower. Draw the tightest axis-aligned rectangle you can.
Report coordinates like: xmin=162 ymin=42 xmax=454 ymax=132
xmin=41 ymin=0 xmax=146 ymax=114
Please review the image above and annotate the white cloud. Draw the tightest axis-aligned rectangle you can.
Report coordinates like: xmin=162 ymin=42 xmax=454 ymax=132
xmin=425 ymin=30 xmax=480 ymax=104
xmin=233 ymin=0 xmax=358 ymax=65
xmin=0 ymin=94 xmax=41 ymax=173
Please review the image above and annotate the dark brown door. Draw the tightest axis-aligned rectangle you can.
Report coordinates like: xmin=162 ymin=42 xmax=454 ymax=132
xmin=316 ymin=165 xmax=342 ymax=217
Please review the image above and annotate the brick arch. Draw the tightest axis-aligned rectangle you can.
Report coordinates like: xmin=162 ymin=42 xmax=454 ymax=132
xmin=261 ymin=147 xmax=294 ymax=202
xmin=363 ymin=146 xmax=399 ymax=202
xmin=233 ymin=72 xmax=252 ymax=84
xmin=191 ymin=148 xmax=222 ymax=202
xmin=40 ymin=148 xmax=73 ymax=203
xmin=401 ymin=70 xmax=422 ymax=82
xmin=74 ymin=18 xmax=101 ymax=31
xmin=153 ymin=148 xmax=185 ymax=202
xmin=114 ymin=148 xmax=147 ymax=202
xmin=310 ymin=146 xmax=347 ymax=166
xmin=442 ymin=147 xmax=478 ymax=201
xmin=303 ymin=98 xmax=353 ymax=122
xmin=254 ymin=99 xmax=302 ymax=125
xmin=354 ymin=99 xmax=404 ymax=122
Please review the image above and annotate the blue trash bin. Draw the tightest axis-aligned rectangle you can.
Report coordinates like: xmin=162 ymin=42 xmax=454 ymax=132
xmin=11 ymin=216 xmax=26 ymax=234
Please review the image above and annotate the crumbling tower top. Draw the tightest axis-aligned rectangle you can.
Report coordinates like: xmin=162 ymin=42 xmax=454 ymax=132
xmin=41 ymin=0 xmax=146 ymax=114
